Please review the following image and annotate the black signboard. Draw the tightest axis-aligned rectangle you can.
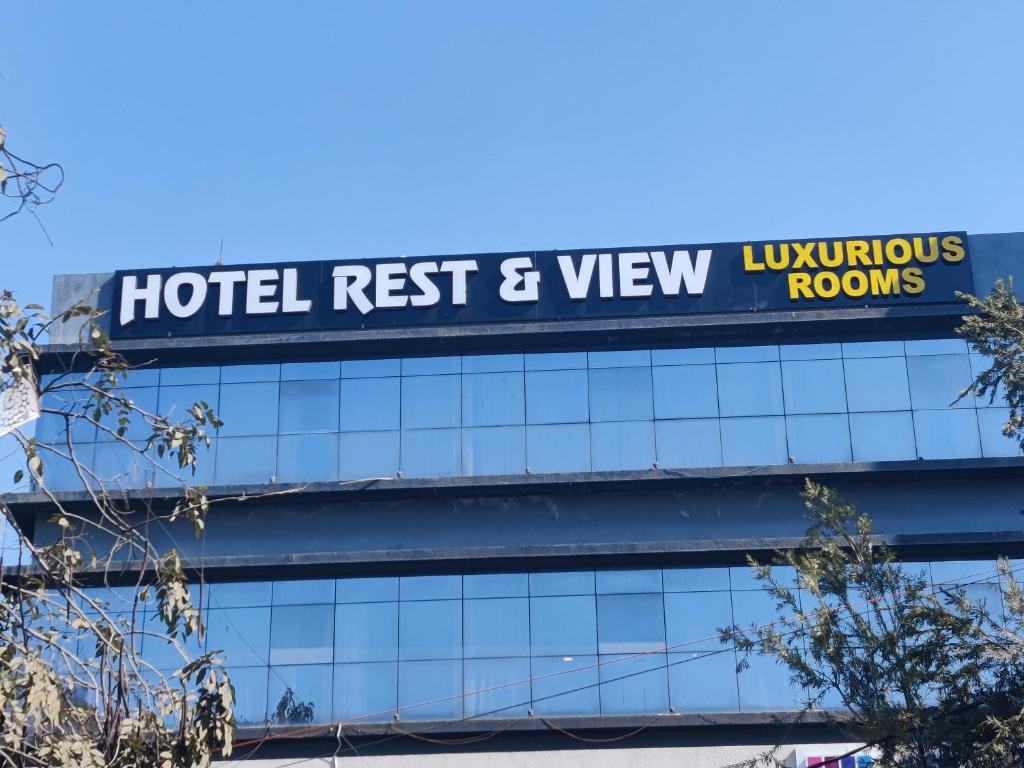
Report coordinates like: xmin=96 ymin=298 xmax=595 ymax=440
xmin=110 ymin=231 xmax=973 ymax=339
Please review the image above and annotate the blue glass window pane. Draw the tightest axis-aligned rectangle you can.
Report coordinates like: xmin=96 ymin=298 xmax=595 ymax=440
xmin=731 ymin=590 xmax=784 ymax=628
xmin=399 ymin=600 xmax=462 ymax=660
xmin=597 ymin=594 xmax=665 ymax=654
xmin=462 ymin=426 xmax=525 ymax=476
xmin=221 ymin=364 xmax=280 ymax=383
xmin=716 ymin=345 xmax=779 ymax=363
xmin=464 ymin=598 xmax=530 ymax=657
xmin=977 ymin=409 xmax=1021 ymax=457
xmin=400 ymin=429 xmax=461 ymax=478
xmin=339 ymin=431 xmax=399 ymax=479
xmin=525 ymin=352 xmax=588 ymax=370
xmin=218 ymin=383 xmax=279 ymax=436
xmin=277 ymin=433 xmax=339 ymax=483
xmin=401 ymin=576 xmax=461 ymax=600
xmin=849 ymin=412 xmax=917 ymax=462
xmin=913 ymin=409 xmax=981 ymax=459
xmin=333 ymin=662 xmax=397 ymax=721
xmin=120 ymin=368 xmax=161 ymax=387
xmin=267 ymin=664 xmax=332 ymax=724
xmin=462 ymin=372 xmax=525 ymax=427
xmin=663 ymin=567 xmax=731 ymax=592
xmin=907 ymin=354 xmax=974 ymax=409
xmin=464 ymin=657 xmax=531 ymax=718
xmin=780 ymin=343 xmax=843 ymax=361
xmin=596 ymin=570 xmax=662 ymax=594
xmin=402 ymin=356 xmax=461 ymax=376
xmin=229 ymin=666 xmax=269 ymax=725
xmin=717 ymin=363 xmax=784 ymax=417
xmin=591 ymin=421 xmax=655 ymax=471
xmin=279 ymin=380 xmax=340 ymax=433
xmin=40 ymin=444 xmax=93 ymax=491
xmin=206 ymin=607 xmax=270 ymax=666
xmin=281 ymin=361 xmax=340 ymax=380
xmin=525 ymin=370 xmax=589 ymax=424
xmin=269 ymin=605 xmax=334 ymax=664
xmin=529 ymin=571 xmax=594 ymax=596
xmin=730 ymin=565 xmax=798 ymax=592
xmin=337 ymin=577 xmax=399 ymax=603
xmin=95 ymin=387 xmax=158 ymax=442
xmin=905 ymin=338 xmax=968 ymax=355
xmin=786 ymin=414 xmax=852 ymax=464
xmin=340 ymin=359 xmax=400 ymax=378
xmin=37 ymin=385 xmax=96 ymax=443
xmin=843 ymin=357 xmax=911 ymax=412
xmin=340 ymin=377 xmax=400 ymax=431
xmin=215 ymin=436 xmax=276 ymax=485
xmin=971 ymin=353 xmax=1007 ymax=406
xmin=462 ymin=354 xmax=524 ymax=373
xmin=599 ymin=653 xmax=669 ymax=714
xmin=668 ymin=651 xmax=739 ymax=713
xmin=209 ymin=581 xmax=273 ymax=608
xmin=143 ymin=615 xmax=205 ymax=670
xmin=930 ymin=560 xmax=998 ymax=585
xmin=158 ymin=384 xmax=220 ymax=425
xmin=738 ymin=654 xmax=802 ymax=711
xmin=781 ymin=360 xmax=847 ymax=414
xmin=651 ymin=347 xmax=715 ymax=365
xmin=720 ymin=416 xmax=787 ymax=466
xmin=530 ymin=596 xmax=597 ymax=655
xmin=335 ymin=602 xmax=398 ymax=662
xmin=665 ymin=592 xmax=733 ymax=651
xmin=526 ymin=424 xmax=591 ymax=474
xmin=463 ymin=573 xmax=529 ymax=599
xmin=588 ymin=350 xmax=651 ymax=368
xmin=531 ymin=655 xmax=600 ymax=715
xmin=93 ymin=442 xmax=150 ymax=488
xmin=401 ymin=375 xmax=460 ymax=429
xmin=589 ymin=367 xmax=653 ymax=422
xmin=273 ymin=580 xmax=335 ymax=605
xmin=842 ymin=341 xmax=905 ymax=358
xmin=398 ymin=660 xmax=462 ymax=720
xmin=655 ymin=419 xmax=722 ymax=468
xmin=652 ymin=365 xmax=718 ymax=419
xmin=160 ymin=366 xmax=220 ymax=385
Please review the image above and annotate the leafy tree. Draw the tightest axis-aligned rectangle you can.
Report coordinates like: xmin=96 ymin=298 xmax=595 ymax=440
xmin=956 ymin=278 xmax=1024 ymax=449
xmin=0 ymin=292 xmax=237 ymax=767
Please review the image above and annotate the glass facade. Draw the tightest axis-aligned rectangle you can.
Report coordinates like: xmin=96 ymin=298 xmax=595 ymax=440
xmin=35 ymin=337 xmax=1018 ymax=491
xmin=79 ymin=559 xmax=1014 ymax=727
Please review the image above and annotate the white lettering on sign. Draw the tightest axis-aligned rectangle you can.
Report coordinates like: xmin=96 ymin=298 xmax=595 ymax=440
xmin=115 ymin=249 xmax=716 ymax=329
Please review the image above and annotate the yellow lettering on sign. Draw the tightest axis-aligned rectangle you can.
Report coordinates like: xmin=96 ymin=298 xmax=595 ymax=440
xmin=885 ymin=237 xmax=913 ymax=265
xmin=743 ymin=244 xmax=765 ymax=272
xmin=902 ymin=267 xmax=926 ymax=295
xmin=820 ymin=240 xmax=843 ymax=268
xmin=871 ymin=268 xmax=900 ymax=296
xmin=846 ymin=240 xmax=871 ymax=266
xmin=765 ymin=244 xmax=787 ymax=271
xmin=914 ymin=236 xmax=939 ymax=263
xmin=814 ymin=271 xmax=841 ymax=299
xmin=791 ymin=242 xmax=817 ymax=269
xmin=941 ymin=235 xmax=965 ymax=263
xmin=788 ymin=272 xmax=813 ymax=299
xmin=871 ymin=239 xmax=885 ymax=266
xmin=842 ymin=270 xmax=869 ymax=298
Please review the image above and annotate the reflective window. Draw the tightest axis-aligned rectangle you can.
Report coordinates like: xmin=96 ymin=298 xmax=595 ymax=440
xmin=160 ymin=366 xmax=220 ymax=385
xmin=274 ymin=579 xmax=335 ymax=605
xmin=599 ymin=653 xmax=669 ymax=714
xmin=336 ymin=577 xmax=399 ymax=603
xmin=401 ymin=429 xmax=461 ymax=477
xmin=401 ymin=576 xmax=461 ymax=601
xmin=230 ymin=666 xmax=270 ymax=725
xmin=786 ymin=414 xmax=852 ymax=464
xmin=463 ymin=573 xmax=529 ymax=599
xmin=849 ymin=412 xmax=917 ymax=462
xmin=597 ymin=594 xmax=665 ymax=653
xmin=221 ymin=364 xmax=280 ymax=383
xmin=668 ymin=651 xmax=739 ymax=713
xmin=525 ymin=370 xmax=589 ymax=424
xmin=277 ymin=433 xmax=338 ymax=483
xmin=209 ymin=581 xmax=273 ymax=608
xmin=663 ymin=567 xmax=730 ymax=592
xmin=399 ymin=601 xmax=463 ymax=661
xmin=589 ymin=367 xmax=653 ymax=422
xmin=977 ymin=409 xmax=1021 ymax=457
xmin=157 ymin=384 xmax=220 ymax=425
xmin=531 ymin=596 xmax=597 ymax=655
xmin=218 ymin=382 xmax=279 ymax=436
xmin=339 ymin=431 xmax=399 ymax=479
xmin=665 ymin=592 xmax=733 ymax=651
xmin=462 ymin=372 xmax=525 ymax=427
xmin=906 ymin=354 xmax=974 ymax=409
xmin=526 ymin=424 xmax=591 ymax=474
xmin=462 ymin=353 xmax=524 ymax=373
xmin=531 ymin=655 xmax=600 ymax=715
xmin=281 ymin=361 xmax=339 ymax=380
xmin=717 ymin=362 xmax=784 ymax=417
xmin=279 ymin=380 xmax=339 ymax=433
xmin=464 ymin=657 xmax=531 ymax=718
xmin=716 ymin=345 xmax=779 ymax=363
xmin=655 ymin=419 xmax=721 ymax=468
xmin=913 ymin=410 xmax=981 ymax=459
xmin=844 ymin=358 xmax=911 ymax=412
xmin=402 ymin=375 xmax=461 ymax=429
xmin=207 ymin=607 xmax=270 ymax=667
xmin=340 ymin=358 xmax=400 ymax=378
xmin=335 ymin=602 xmax=398 ymax=662
xmin=269 ymin=605 xmax=334 ymax=664
xmin=340 ymin=378 xmax=400 ymax=431
xmin=398 ymin=660 xmax=462 ymax=720
xmin=782 ymin=360 xmax=847 ymax=414
xmin=525 ymin=351 xmax=588 ymax=370
xmin=652 ymin=365 xmax=718 ymax=419
xmin=402 ymin=356 xmax=461 ymax=376
xmin=529 ymin=571 xmax=594 ymax=597
xmin=215 ymin=436 xmax=276 ymax=485
xmin=596 ymin=570 xmax=662 ymax=594
xmin=464 ymin=598 xmax=530 ymax=657
xmin=842 ymin=340 xmax=904 ymax=358
xmin=780 ymin=343 xmax=842 ymax=361
xmin=720 ymin=417 xmax=787 ymax=466
xmin=333 ymin=662 xmax=397 ymax=720
xmin=95 ymin=387 xmax=158 ymax=442
xmin=591 ymin=421 xmax=655 ymax=471
xmin=267 ymin=664 xmax=332 ymax=724
xmin=651 ymin=347 xmax=715 ymax=365
xmin=462 ymin=426 xmax=525 ymax=476
xmin=737 ymin=654 xmax=803 ymax=711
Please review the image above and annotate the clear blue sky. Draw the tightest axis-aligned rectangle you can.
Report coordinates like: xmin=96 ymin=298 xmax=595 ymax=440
xmin=3 ymin=1 xmax=1023 ymax=307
